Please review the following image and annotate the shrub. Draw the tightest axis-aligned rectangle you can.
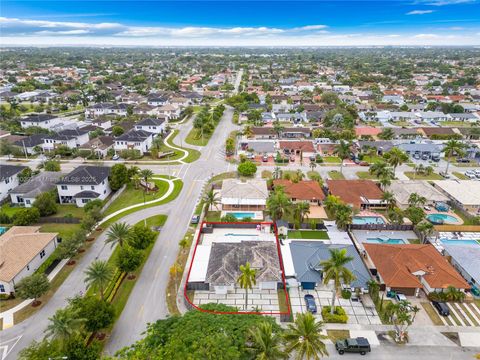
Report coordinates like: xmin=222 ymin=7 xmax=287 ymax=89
xmin=109 ymin=164 xmax=129 ymax=191
xmin=221 ymin=214 xmax=237 ymax=222
xmin=128 ymin=224 xmax=156 ymax=250
xmin=0 ymin=212 xmax=11 ymax=224
xmin=33 ymin=191 xmax=58 ymax=216
xmin=321 ymin=306 xmax=348 ymax=323
xmin=44 ymin=160 xmax=61 ymax=172
xmin=84 ymin=199 xmax=103 ymax=213
xmin=15 ymin=273 xmax=50 ymax=303
xmin=69 ymin=296 xmax=115 ymax=332
xmin=237 ymin=161 xmax=257 ymax=177
xmin=13 ymin=207 xmax=40 ymax=225
xmin=115 ymin=246 xmax=144 ymax=275
xmin=341 ymin=289 xmax=352 ymax=300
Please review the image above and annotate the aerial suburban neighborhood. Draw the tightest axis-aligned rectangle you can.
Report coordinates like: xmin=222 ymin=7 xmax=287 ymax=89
xmin=1 ymin=1 xmax=480 ymax=359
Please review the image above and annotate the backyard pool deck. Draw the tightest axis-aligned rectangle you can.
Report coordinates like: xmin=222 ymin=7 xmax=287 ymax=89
xmin=350 ymin=229 xmax=419 ymax=251
xmin=200 ymin=226 xmax=275 ymax=245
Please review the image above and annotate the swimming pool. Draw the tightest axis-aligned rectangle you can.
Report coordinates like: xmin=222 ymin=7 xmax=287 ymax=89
xmin=228 ymin=212 xmax=255 ymax=219
xmin=427 ymin=213 xmax=460 ymax=224
xmin=441 ymin=239 xmax=480 ymax=247
xmin=0 ymin=226 xmax=8 ymax=235
xmin=225 ymin=233 xmax=259 ymax=237
xmin=366 ymin=238 xmax=406 ymax=244
xmin=352 ymin=216 xmax=386 ymax=225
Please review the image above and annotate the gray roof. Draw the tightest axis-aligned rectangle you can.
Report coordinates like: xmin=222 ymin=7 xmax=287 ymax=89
xmin=0 ymin=165 xmax=27 ymax=181
xmin=136 ymin=118 xmax=166 ymax=126
xmin=245 ymin=141 xmax=275 ymax=153
xmin=15 ymin=134 xmax=46 ymax=147
xmin=398 ymin=142 xmax=443 ymax=153
xmin=21 ymin=114 xmax=56 ymax=123
xmin=206 ymin=241 xmax=281 ymax=286
xmin=116 ymin=129 xmax=152 ymax=142
xmin=443 ymin=244 xmax=480 ymax=284
xmin=57 ymin=166 xmax=110 ymax=185
xmin=289 ymin=241 xmax=371 ymax=288
xmin=11 ymin=172 xmax=63 ymax=198
xmin=74 ymin=190 xmax=100 ymax=199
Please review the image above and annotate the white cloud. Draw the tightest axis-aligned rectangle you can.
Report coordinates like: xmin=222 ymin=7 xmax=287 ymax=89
xmin=426 ymin=0 xmax=476 ymax=6
xmin=413 ymin=33 xmax=441 ymax=38
xmin=406 ymin=10 xmax=435 ymax=15
xmin=35 ymin=29 xmax=90 ymax=35
xmin=293 ymin=25 xmax=328 ymax=31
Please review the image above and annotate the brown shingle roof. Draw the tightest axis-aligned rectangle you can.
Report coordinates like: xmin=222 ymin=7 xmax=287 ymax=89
xmin=273 ymin=180 xmax=325 ymax=201
xmin=0 ymin=226 xmax=57 ymax=282
xmin=364 ymin=244 xmax=470 ymax=290
xmin=326 ymin=180 xmax=384 ymax=208
xmin=279 ymin=141 xmax=315 ymax=153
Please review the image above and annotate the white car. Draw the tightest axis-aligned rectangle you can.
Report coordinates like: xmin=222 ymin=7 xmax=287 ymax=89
xmin=395 ymin=293 xmax=407 ymax=302
xmin=465 ymin=171 xmax=476 ymax=179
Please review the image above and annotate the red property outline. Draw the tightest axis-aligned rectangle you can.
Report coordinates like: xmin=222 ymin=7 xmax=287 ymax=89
xmin=184 ymin=221 xmax=291 ymax=316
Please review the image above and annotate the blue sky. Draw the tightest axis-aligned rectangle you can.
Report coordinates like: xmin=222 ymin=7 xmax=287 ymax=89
xmin=1 ymin=1 xmax=480 ymax=46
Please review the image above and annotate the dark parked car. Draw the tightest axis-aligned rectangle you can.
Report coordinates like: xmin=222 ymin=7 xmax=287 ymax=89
xmin=304 ymin=294 xmax=317 ymax=313
xmin=336 ymin=337 xmax=371 ymax=355
xmin=432 ymin=301 xmax=450 ymax=316
xmin=191 ymin=215 xmax=200 ymax=224
xmin=457 ymin=158 xmax=471 ymax=163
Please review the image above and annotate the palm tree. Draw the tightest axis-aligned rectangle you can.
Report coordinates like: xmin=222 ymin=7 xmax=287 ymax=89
xmin=388 ymin=208 xmax=404 ymax=225
xmin=297 ymin=202 xmax=310 ymax=223
xmin=244 ymin=125 xmax=254 ymax=138
xmin=266 ymin=187 xmax=292 ymax=221
xmin=295 ymin=169 xmax=305 ymax=182
xmin=378 ymin=173 xmax=393 ymax=190
xmin=309 ymin=161 xmax=317 ymax=172
xmin=416 ymin=221 xmax=434 ymax=244
xmin=139 ymin=169 xmax=154 ymax=186
xmin=335 ymin=205 xmax=354 ymax=231
xmin=408 ymin=193 xmax=427 ymax=207
xmin=334 ymin=140 xmax=351 ymax=174
xmin=247 ymin=322 xmax=287 ymax=360
xmin=273 ymin=120 xmax=285 ymax=139
xmin=443 ymin=139 xmax=466 ymax=175
xmin=203 ymin=187 xmax=220 ymax=216
xmin=106 ymin=222 xmax=131 ymax=248
xmin=132 ymin=174 xmax=141 ymax=189
xmin=320 ymin=248 xmax=356 ymax=315
xmin=283 ymin=312 xmax=329 ymax=360
xmin=84 ymin=260 xmax=113 ymax=300
xmin=237 ymin=262 xmax=257 ymax=310
xmin=384 ymin=148 xmax=408 ymax=174
xmin=369 ymin=160 xmax=389 ymax=178
xmin=378 ymin=128 xmax=394 ymax=140
xmin=44 ymin=308 xmax=85 ymax=346
xmin=323 ymin=195 xmax=341 ymax=214
xmin=273 ymin=166 xmax=282 ymax=180
xmin=382 ymin=191 xmax=396 ymax=209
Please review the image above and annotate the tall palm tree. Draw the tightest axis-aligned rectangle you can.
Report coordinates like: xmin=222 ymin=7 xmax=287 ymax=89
xmin=383 ymin=148 xmax=408 ymax=174
xmin=416 ymin=221 xmax=434 ymax=244
xmin=106 ymin=222 xmax=131 ymax=248
xmin=237 ymin=262 xmax=257 ymax=311
xmin=320 ymin=248 xmax=356 ymax=314
xmin=273 ymin=120 xmax=285 ymax=139
xmin=283 ymin=312 xmax=328 ymax=360
xmin=369 ymin=160 xmax=393 ymax=180
xmin=323 ymin=195 xmax=341 ymax=214
xmin=296 ymin=202 xmax=311 ymax=223
xmin=132 ymin=174 xmax=141 ymax=189
xmin=334 ymin=140 xmax=351 ymax=174
xmin=84 ymin=260 xmax=114 ymax=300
xmin=266 ymin=187 xmax=292 ymax=221
xmin=247 ymin=322 xmax=287 ymax=360
xmin=334 ymin=204 xmax=354 ymax=231
xmin=378 ymin=173 xmax=393 ymax=190
xmin=309 ymin=161 xmax=317 ymax=172
xmin=382 ymin=191 xmax=396 ymax=210
xmin=388 ymin=208 xmax=404 ymax=225
xmin=203 ymin=187 xmax=220 ymax=216
xmin=44 ymin=308 xmax=85 ymax=346
xmin=443 ymin=139 xmax=466 ymax=175
xmin=408 ymin=193 xmax=427 ymax=207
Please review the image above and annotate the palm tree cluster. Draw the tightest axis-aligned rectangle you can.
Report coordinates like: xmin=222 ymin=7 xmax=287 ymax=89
xmin=323 ymin=195 xmax=355 ymax=230
xmin=413 ymin=164 xmax=434 ymax=178
xmin=443 ymin=139 xmax=466 ymax=175
xmin=368 ymin=160 xmax=395 ymax=190
xmin=247 ymin=313 xmax=329 ymax=360
xmin=266 ymin=186 xmax=311 ymax=226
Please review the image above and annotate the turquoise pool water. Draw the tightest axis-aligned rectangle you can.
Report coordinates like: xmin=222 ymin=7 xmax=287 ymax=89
xmin=352 ymin=216 xmax=386 ymax=225
xmin=441 ymin=239 xmax=480 ymax=247
xmin=366 ymin=238 xmax=406 ymax=244
xmin=0 ymin=226 xmax=8 ymax=235
xmin=225 ymin=233 xmax=259 ymax=237
xmin=228 ymin=212 xmax=255 ymax=219
xmin=427 ymin=213 xmax=459 ymax=224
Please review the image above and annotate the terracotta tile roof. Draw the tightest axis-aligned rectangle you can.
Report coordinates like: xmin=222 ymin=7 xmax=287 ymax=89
xmin=364 ymin=244 xmax=470 ymax=290
xmin=279 ymin=141 xmax=315 ymax=153
xmin=273 ymin=180 xmax=325 ymax=201
xmin=0 ymin=226 xmax=58 ymax=282
xmin=355 ymin=127 xmax=382 ymax=137
xmin=326 ymin=180 xmax=384 ymax=208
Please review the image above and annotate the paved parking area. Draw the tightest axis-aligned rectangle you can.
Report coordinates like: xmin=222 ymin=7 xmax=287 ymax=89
xmin=289 ymin=287 xmax=382 ymax=325
xmin=192 ymin=288 xmax=280 ymax=312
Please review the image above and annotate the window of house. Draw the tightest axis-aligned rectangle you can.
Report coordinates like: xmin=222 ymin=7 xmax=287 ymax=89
xmin=82 ymin=199 xmax=89 ymax=204
xmin=80 ymin=186 xmax=84 ymax=190
xmin=27 ymin=265 xmax=30 ymax=271
xmin=0 ymin=284 xmax=5 ymax=293
xmin=91 ymin=186 xmax=95 ymax=190
xmin=61 ymin=185 xmax=68 ymax=190
xmin=40 ymin=250 xmax=46 ymax=258
xmin=5 ymin=178 xmax=9 ymax=184
xmin=25 ymin=199 xmax=30 ymax=204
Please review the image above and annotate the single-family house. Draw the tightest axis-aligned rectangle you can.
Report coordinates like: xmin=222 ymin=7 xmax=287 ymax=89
xmin=0 ymin=226 xmax=58 ymax=295
xmin=134 ymin=118 xmax=166 ymax=135
xmin=432 ymin=180 xmax=480 ymax=216
xmin=443 ymin=244 xmax=480 ymax=287
xmin=56 ymin=166 xmax=111 ymax=207
xmin=10 ymin=171 xmax=63 ymax=207
xmin=387 ymin=180 xmax=448 ymax=209
xmin=288 ymin=242 xmax=371 ymax=290
xmin=0 ymin=165 xmax=27 ymax=201
xmin=158 ymin=104 xmax=180 ymax=120
xmin=220 ymin=179 xmax=268 ymax=211
xmin=114 ymin=130 xmax=154 ymax=155
xmin=326 ymin=180 xmax=385 ymax=210
xmin=20 ymin=114 xmax=61 ymax=129
xmin=278 ymin=141 xmax=316 ymax=157
xmin=273 ymin=180 xmax=325 ymax=205
xmin=364 ymin=244 xmax=470 ymax=296
xmin=14 ymin=134 xmax=46 ymax=155
xmin=79 ymin=136 xmax=115 ymax=158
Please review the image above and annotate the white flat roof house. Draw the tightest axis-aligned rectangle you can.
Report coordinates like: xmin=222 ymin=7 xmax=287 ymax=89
xmin=432 ymin=180 xmax=480 ymax=216
xmin=388 ymin=180 xmax=449 ymax=209
xmin=220 ymin=179 xmax=268 ymax=211
xmin=0 ymin=226 xmax=58 ymax=294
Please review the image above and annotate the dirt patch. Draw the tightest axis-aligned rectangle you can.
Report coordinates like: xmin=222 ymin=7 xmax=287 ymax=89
xmin=441 ymin=332 xmax=460 ymax=346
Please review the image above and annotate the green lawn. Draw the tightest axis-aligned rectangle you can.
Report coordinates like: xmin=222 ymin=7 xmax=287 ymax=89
xmin=143 ymin=214 xmax=168 ymax=228
xmin=453 ymin=172 xmax=469 ymax=180
xmin=39 ymin=223 xmax=83 ymax=239
xmin=205 ymin=211 xmax=221 ymax=222
xmin=166 ymin=130 xmax=201 ymax=163
xmin=288 ymin=230 xmax=329 ymax=240
xmin=356 ymin=171 xmax=377 ymax=180
xmin=104 ymin=179 xmax=170 ymax=216
xmin=361 ymin=155 xmax=383 ymax=163
xmin=185 ymin=128 xmax=211 ymax=146
xmin=404 ymin=172 xmax=444 ymax=180
xmin=328 ymin=170 xmax=345 ymax=180
xmin=322 ymin=156 xmax=342 ymax=163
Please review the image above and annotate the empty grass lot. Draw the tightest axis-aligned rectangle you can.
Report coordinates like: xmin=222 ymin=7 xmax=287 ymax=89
xmin=404 ymin=172 xmax=444 ymax=180
xmin=288 ymin=230 xmax=329 ymax=240
xmin=356 ymin=171 xmax=377 ymax=180
xmin=322 ymin=156 xmax=342 ymax=163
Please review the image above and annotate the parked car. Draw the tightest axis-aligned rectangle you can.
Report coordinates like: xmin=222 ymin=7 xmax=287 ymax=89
xmin=395 ymin=293 xmax=407 ymax=302
xmin=112 ymin=154 xmax=120 ymax=160
xmin=309 ymin=155 xmax=316 ymax=161
xmin=246 ymin=153 xmax=255 ymax=160
xmin=304 ymin=294 xmax=317 ymax=314
xmin=262 ymin=155 xmax=269 ymax=162
xmin=432 ymin=301 xmax=450 ymax=316
xmin=440 ymin=171 xmax=450 ymax=179
xmin=431 ymin=155 xmax=440 ymax=162
xmin=335 ymin=337 xmax=371 ymax=355
xmin=465 ymin=171 xmax=476 ymax=179
xmin=191 ymin=215 xmax=200 ymax=224
xmin=457 ymin=158 xmax=471 ymax=163
xmin=359 ymin=161 xmax=370 ymax=166
xmin=421 ymin=154 xmax=429 ymax=160
xmin=423 ymin=205 xmax=431 ymax=211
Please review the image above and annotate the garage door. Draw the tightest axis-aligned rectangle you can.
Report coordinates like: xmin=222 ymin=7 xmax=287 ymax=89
xmin=391 ymin=287 xmax=416 ymax=296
